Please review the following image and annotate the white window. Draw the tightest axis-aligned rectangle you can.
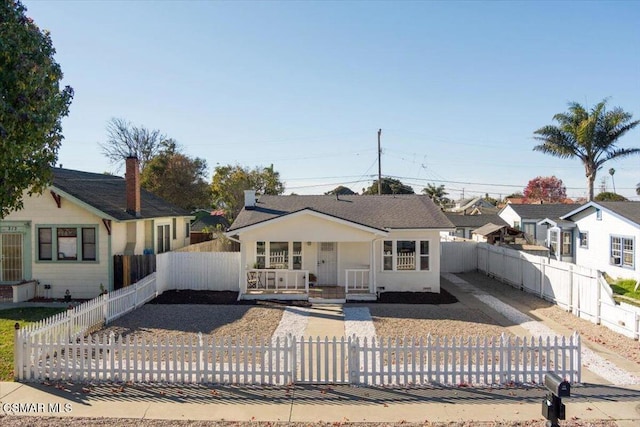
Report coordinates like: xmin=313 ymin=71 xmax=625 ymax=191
xmin=255 ymin=241 xmax=302 ymax=269
xmin=561 ymin=231 xmax=572 ymax=255
xmin=382 ymin=240 xmax=430 ymax=271
xmin=611 ymin=236 xmax=634 ymax=268
xmin=270 ymin=241 xmax=289 ymax=269
xmin=523 ymin=223 xmax=535 ymax=238
xmin=579 ymin=232 xmax=588 ymax=248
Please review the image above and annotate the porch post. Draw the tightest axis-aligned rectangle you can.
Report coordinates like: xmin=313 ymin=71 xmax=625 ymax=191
xmin=370 ymin=240 xmax=376 ymax=294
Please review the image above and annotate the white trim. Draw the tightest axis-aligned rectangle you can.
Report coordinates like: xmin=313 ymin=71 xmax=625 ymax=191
xmin=562 ymin=202 xmax=640 ymax=230
xmin=226 ymin=209 xmax=389 ymax=237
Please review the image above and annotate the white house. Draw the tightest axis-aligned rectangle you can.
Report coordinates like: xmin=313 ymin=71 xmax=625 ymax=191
xmin=560 ymin=202 xmax=640 ymax=283
xmin=226 ymin=192 xmax=454 ymax=301
xmin=0 ymin=157 xmax=192 ymax=299
xmin=498 ymin=203 xmax=581 ymax=245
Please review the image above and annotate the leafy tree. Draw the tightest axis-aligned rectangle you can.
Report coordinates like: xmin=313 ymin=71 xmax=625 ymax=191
xmin=362 ymin=177 xmax=414 ymax=195
xmin=325 ymin=185 xmax=357 ymax=196
xmin=422 ymin=183 xmax=450 ymax=208
xmin=100 ymin=117 xmax=169 ymax=171
xmin=211 ymin=164 xmax=285 ymax=220
xmin=594 ymin=192 xmax=628 ymax=202
xmin=0 ymin=0 xmax=73 ymax=218
xmin=523 ymin=176 xmax=567 ymax=203
xmin=140 ymin=142 xmax=210 ymax=211
xmin=483 ymin=193 xmax=499 ymax=206
xmin=533 ymin=99 xmax=640 ymax=201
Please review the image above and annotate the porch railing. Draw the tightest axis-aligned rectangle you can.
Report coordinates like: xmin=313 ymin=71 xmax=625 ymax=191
xmin=345 ymin=269 xmax=370 ymax=293
xmin=245 ymin=269 xmax=309 ymax=293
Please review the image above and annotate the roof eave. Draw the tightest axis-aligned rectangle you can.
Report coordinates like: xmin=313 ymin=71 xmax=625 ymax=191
xmin=50 ymin=186 xmax=119 ymax=221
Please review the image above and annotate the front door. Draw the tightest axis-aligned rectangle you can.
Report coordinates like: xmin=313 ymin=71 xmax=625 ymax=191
xmin=0 ymin=233 xmax=23 ymax=282
xmin=317 ymin=242 xmax=337 ymax=286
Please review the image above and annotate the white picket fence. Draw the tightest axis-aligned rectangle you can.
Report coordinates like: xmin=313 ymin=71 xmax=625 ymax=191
xmin=18 ymin=273 xmax=158 ymax=346
xmin=15 ymin=248 xmax=590 ymax=385
xmin=14 ymin=332 xmax=580 ymax=386
xmin=441 ymin=241 xmax=640 ymax=340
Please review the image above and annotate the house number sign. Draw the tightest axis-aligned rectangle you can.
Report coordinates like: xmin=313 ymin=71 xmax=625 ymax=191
xmin=1 ymin=226 xmax=19 ymax=232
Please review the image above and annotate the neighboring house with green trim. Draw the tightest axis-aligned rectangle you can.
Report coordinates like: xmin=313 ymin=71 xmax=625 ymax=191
xmin=0 ymin=157 xmax=192 ymax=299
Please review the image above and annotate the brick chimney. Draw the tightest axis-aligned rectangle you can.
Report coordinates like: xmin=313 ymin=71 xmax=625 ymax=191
xmin=125 ymin=156 xmax=141 ymax=217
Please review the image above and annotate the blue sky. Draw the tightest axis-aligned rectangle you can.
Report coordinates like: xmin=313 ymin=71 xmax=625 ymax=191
xmin=23 ymin=0 xmax=640 ymax=201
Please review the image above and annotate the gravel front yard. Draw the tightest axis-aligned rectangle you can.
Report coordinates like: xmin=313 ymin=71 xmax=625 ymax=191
xmin=369 ymin=302 xmax=511 ymax=339
xmin=99 ymin=304 xmax=285 ymax=341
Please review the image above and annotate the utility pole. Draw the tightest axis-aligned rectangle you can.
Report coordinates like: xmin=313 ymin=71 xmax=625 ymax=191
xmin=377 ymin=129 xmax=382 ymax=195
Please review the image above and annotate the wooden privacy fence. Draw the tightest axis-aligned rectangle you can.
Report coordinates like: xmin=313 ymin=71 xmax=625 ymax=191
xmin=14 ymin=332 xmax=580 ymax=386
xmin=113 ymin=254 xmax=156 ymax=290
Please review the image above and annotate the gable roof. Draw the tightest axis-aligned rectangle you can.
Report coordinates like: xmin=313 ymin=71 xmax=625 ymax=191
xmin=501 ymin=203 xmax=582 ymax=220
xmin=445 ymin=213 xmax=507 ymax=228
xmin=52 ymin=168 xmax=190 ymax=221
xmin=228 ymin=194 xmax=454 ymax=232
xmin=563 ymin=201 xmax=640 ymax=226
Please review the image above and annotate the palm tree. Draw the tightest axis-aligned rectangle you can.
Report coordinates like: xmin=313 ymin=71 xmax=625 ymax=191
xmin=533 ymin=99 xmax=640 ymax=201
xmin=422 ymin=183 xmax=450 ymax=208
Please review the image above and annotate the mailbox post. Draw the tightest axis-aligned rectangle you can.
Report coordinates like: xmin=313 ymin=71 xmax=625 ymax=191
xmin=542 ymin=372 xmax=571 ymax=427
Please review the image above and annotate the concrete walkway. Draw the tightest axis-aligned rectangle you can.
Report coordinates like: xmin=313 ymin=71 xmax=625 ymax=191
xmin=296 ymin=304 xmax=346 ymax=384
xmin=303 ymin=304 xmax=345 ymax=338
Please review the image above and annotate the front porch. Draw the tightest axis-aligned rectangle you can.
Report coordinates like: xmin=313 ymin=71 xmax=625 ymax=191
xmin=241 ymin=268 xmax=376 ymax=302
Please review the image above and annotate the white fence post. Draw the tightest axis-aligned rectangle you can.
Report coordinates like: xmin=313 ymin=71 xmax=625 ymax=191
xmin=14 ymin=323 xmax=21 ymax=381
xmin=348 ymin=336 xmax=359 ymax=385
xmin=596 ymin=275 xmax=602 ymax=325
xmin=568 ymin=264 xmax=574 ymax=314
xmin=103 ymin=293 xmax=109 ymax=324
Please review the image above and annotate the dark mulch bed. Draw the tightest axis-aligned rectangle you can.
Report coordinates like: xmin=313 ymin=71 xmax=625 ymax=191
xmin=148 ymin=290 xmax=311 ymax=307
xmin=148 ymin=290 xmax=252 ymax=305
xmin=376 ymin=288 xmax=458 ymax=304
xmin=149 ymin=289 xmax=457 ymax=305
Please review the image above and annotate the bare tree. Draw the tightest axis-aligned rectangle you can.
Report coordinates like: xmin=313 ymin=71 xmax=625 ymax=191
xmin=99 ymin=118 xmax=167 ymax=171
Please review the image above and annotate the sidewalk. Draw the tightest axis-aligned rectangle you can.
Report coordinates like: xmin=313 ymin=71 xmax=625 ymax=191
xmin=2 ymin=275 xmax=640 ymax=425
xmin=1 ymin=380 xmax=639 ymax=425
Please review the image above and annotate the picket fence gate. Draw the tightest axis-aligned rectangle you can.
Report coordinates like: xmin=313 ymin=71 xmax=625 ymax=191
xmin=14 ymin=331 xmax=580 ymax=386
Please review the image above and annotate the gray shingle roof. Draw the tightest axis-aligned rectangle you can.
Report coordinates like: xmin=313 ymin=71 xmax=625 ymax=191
xmin=504 ymin=203 xmax=582 ymax=220
xmin=445 ymin=213 xmax=508 ymax=228
xmin=228 ymin=194 xmax=454 ymax=232
xmin=565 ymin=202 xmax=640 ymax=225
xmin=52 ymin=168 xmax=190 ymax=221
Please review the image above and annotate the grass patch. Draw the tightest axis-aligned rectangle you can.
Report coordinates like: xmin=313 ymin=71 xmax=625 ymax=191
xmin=610 ymin=279 xmax=640 ymax=300
xmin=0 ymin=307 xmax=66 ymax=381
xmin=609 ymin=278 xmax=640 ymax=307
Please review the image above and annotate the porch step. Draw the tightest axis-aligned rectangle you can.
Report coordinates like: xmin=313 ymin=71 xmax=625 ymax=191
xmin=309 ymin=298 xmax=346 ymax=304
